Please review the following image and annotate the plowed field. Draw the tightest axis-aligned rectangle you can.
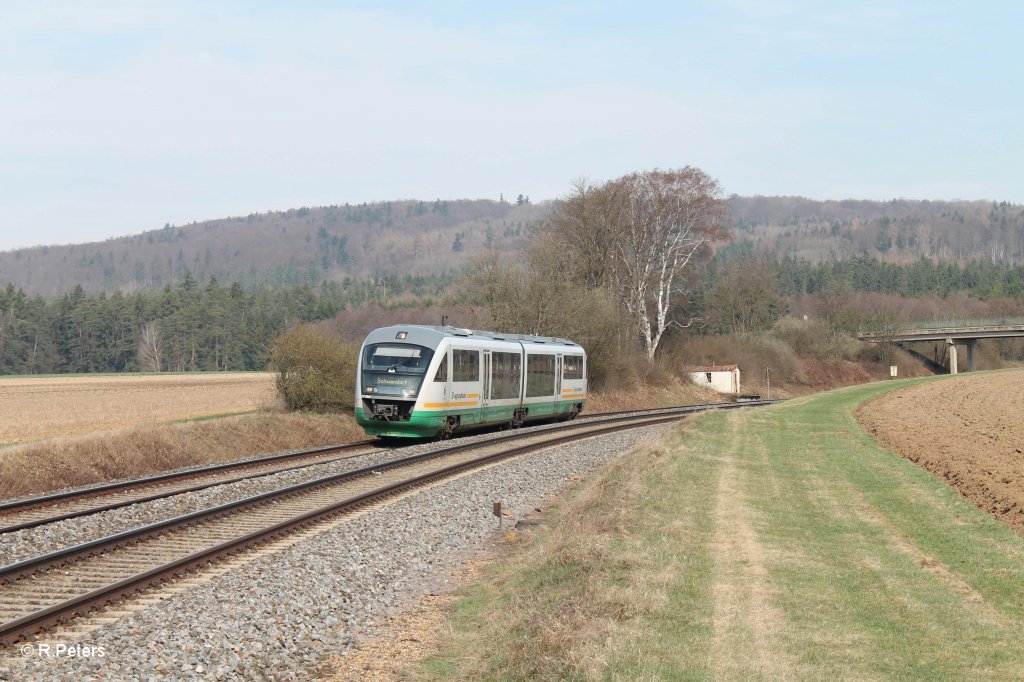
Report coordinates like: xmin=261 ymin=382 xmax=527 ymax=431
xmin=856 ymin=370 xmax=1024 ymax=533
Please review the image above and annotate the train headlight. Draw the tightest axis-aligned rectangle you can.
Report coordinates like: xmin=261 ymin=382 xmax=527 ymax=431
xmin=402 ymin=388 xmax=417 ymax=398
xmin=365 ymin=386 xmax=376 ymax=393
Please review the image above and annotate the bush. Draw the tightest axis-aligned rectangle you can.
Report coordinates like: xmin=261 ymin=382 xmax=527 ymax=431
xmin=770 ymin=316 xmax=829 ymax=359
xmin=270 ymin=324 xmax=357 ymax=411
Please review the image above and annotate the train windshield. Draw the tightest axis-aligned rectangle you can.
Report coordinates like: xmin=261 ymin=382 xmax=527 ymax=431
xmin=362 ymin=343 xmax=434 ymax=375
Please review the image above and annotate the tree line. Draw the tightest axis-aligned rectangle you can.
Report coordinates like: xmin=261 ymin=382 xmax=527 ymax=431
xmin=772 ymin=255 xmax=1024 ymax=299
xmin=0 ymin=271 xmax=448 ymax=375
xmin=4 ymin=240 xmax=1024 ymax=376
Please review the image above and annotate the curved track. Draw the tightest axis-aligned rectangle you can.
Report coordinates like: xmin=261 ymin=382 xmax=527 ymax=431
xmin=0 ymin=402 xmax=749 ymax=534
xmin=0 ymin=400 xmax=776 ymax=643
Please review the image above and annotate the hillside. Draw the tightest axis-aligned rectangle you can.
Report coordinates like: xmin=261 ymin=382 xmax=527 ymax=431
xmin=0 ymin=199 xmax=547 ymax=296
xmin=729 ymin=196 xmax=1024 ymax=264
xmin=1 ymin=195 xmax=1022 ymax=297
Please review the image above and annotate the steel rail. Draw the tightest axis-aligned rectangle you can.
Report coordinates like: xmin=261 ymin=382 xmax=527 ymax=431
xmin=0 ymin=446 xmax=385 ymax=536
xmin=0 ymin=402 xmax=774 ymax=534
xmin=0 ymin=441 xmax=382 ymax=534
xmin=0 ymin=440 xmax=377 ymax=513
xmin=0 ymin=412 xmax=695 ymax=643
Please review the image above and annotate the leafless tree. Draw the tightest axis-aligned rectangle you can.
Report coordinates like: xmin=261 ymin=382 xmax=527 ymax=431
xmin=137 ymin=321 xmax=163 ymax=372
xmin=611 ymin=168 xmax=730 ymax=360
xmin=542 ymin=177 xmax=626 ymax=289
xmin=534 ymin=168 xmax=730 ymax=361
xmin=460 ymin=167 xmax=729 ymax=378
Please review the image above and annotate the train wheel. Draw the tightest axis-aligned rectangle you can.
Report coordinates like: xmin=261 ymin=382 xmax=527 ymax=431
xmin=438 ymin=415 xmax=459 ymax=440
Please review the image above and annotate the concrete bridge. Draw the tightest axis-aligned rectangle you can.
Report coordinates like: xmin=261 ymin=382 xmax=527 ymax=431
xmin=857 ymin=322 xmax=1024 ymax=374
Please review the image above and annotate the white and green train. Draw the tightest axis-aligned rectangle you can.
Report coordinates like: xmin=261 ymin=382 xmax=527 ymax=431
xmin=355 ymin=325 xmax=587 ymax=438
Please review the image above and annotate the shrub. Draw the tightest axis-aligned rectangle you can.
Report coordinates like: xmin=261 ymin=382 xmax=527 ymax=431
xmin=270 ymin=324 xmax=357 ymax=411
xmin=771 ymin=316 xmax=829 ymax=359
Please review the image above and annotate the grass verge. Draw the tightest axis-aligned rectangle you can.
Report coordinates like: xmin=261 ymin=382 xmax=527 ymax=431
xmin=422 ymin=378 xmax=1024 ymax=680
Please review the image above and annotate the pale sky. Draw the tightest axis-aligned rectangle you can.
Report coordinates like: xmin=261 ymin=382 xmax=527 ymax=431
xmin=1 ymin=1 xmax=1021 ymax=251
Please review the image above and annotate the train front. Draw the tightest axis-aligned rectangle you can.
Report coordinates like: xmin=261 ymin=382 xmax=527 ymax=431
xmin=355 ymin=326 xmax=440 ymax=438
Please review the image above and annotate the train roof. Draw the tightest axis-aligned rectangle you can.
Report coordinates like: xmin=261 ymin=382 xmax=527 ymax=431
xmin=361 ymin=324 xmax=583 ymax=350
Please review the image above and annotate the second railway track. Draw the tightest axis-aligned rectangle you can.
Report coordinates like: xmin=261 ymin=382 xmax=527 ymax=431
xmin=0 ymin=440 xmax=381 ymax=534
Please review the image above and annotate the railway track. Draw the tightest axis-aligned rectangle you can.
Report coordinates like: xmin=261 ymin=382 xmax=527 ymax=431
xmin=0 ymin=441 xmax=381 ymax=534
xmin=0 ymin=400 xmax=775 ymax=644
xmin=0 ymin=401 xmax=747 ymax=535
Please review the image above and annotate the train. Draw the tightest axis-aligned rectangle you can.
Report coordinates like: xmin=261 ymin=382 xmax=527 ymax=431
xmin=355 ymin=324 xmax=587 ymax=438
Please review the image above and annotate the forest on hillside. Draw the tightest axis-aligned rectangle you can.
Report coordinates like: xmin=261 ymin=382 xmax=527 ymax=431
xmin=0 ymin=199 xmax=543 ymax=296
xmin=729 ymin=197 xmax=1024 ymax=264
xmin=2 ymin=256 xmax=1024 ymax=376
xmin=2 ymin=187 xmax=1024 ymax=379
xmin=0 ymin=196 xmax=1022 ymax=297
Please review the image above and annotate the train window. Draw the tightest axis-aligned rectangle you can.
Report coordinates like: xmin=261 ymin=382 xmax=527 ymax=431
xmin=490 ymin=351 xmax=522 ymax=400
xmin=452 ymin=349 xmax=479 ymax=382
xmin=563 ymin=355 xmax=584 ymax=380
xmin=526 ymin=354 xmax=556 ymax=397
xmin=363 ymin=344 xmax=434 ymax=374
xmin=433 ymin=354 xmax=449 ymax=382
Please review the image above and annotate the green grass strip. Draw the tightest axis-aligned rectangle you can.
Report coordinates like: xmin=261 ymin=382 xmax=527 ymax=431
xmin=424 ymin=374 xmax=1024 ymax=681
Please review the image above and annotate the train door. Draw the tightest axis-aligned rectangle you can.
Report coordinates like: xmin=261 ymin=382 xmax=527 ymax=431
xmin=482 ymin=351 xmax=491 ymax=418
xmin=441 ymin=349 xmax=450 ymax=403
xmin=555 ymin=354 xmax=563 ymax=403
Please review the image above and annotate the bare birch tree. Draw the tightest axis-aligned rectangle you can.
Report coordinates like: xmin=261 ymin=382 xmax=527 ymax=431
xmin=137 ymin=321 xmax=163 ymax=372
xmin=461 ymin=167 xmax=729 ymax=375
xmin=611 ymin=168 xmax=729 ymax=359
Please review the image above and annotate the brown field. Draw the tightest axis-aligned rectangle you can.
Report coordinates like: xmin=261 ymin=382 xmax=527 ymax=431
xmin=856 ymin=369 xmax=1024 ymax=533
xmin=0 ymin=373 xmax=277 ymax=446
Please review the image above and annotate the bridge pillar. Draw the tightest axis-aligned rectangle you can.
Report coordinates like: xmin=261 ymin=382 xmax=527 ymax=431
xmin=966 ymin=340 xmax=976 ymax=372
xmin=946 ymin=337 xmax=958 ymax=374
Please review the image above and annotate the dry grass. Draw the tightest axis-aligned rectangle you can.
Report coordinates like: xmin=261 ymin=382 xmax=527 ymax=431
xmin=585 ymin=381 xmax=727 ymax=413
xmin=0 ymin=411 xmax=364 ymax=501
xmin=0 ymin=373 xmax=277 ymax=446
xmin=425 ymin=436 xmax=676 ymax=681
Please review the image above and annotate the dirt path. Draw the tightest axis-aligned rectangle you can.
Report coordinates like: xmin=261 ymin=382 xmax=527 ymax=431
xmin=855 ymin=370 xmax=1024 ymax=534
xmin=710 ymin=412 xmax=791 ymax=679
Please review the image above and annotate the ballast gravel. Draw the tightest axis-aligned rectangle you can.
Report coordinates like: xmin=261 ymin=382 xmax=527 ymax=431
xmin=0 ymin=446 xmax=402 ymax=565
xmin=1 ymin=424 xmax=668 ymax=681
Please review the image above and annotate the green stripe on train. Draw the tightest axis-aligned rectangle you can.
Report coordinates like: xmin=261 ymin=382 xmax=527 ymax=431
xmin=355 ymin=401 xmax=583 ymax=438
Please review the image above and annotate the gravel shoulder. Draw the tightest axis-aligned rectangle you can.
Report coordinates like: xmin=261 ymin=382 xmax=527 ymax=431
xmin=855 ymin=369 xmax=1024 ymax=533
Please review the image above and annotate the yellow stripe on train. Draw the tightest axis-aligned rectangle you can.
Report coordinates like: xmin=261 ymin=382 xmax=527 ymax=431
xmin=422 ymin=401 xmax=480 ymax=409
